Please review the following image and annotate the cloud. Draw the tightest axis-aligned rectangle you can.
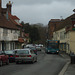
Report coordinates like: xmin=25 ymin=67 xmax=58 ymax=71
xmin=2 ymin=0 xmax=75 ymax=25
xmin=2 ymin=0 xmax=75 ymax=6
xmin=12 ymin=1 xmax=74 ymax=24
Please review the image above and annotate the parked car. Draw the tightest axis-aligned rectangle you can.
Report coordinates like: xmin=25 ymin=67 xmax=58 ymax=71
xmin=0 ymin=51 xmax=9 ymax=66
xmin=15 ymin=48 xmax=37 ymax=64
xmin=25 ymin=45 xmax=37 ymax=55
xmin=29 ymin=46 xmax=37 ymax=55
xmin=5 ymin=50 xmax=16 ymax=62
xmin=36 ymin=45 xmax=41 ymax=51
xmin=25 ymin=44 xmax=34 ymax=48
xmin=39 ymin=44 xmax=43 ymax=47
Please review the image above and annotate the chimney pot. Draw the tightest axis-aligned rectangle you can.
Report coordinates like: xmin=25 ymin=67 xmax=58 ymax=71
xmin=6 ymin=1 xmax=12 ymax=14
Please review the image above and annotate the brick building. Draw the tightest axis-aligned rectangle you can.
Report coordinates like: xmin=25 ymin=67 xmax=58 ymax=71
xmin=51 ymin=13 xmax=75 ymax=54
xmin=48 ymin=19 xmax=61 ymax=40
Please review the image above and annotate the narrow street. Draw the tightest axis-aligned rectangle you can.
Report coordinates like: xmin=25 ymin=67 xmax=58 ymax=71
xmin=0 ymin=50 xmax=67 ymax=75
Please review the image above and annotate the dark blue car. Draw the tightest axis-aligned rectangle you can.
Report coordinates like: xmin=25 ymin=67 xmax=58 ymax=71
xmin=5 ymin=50 xmax=16 ymax=62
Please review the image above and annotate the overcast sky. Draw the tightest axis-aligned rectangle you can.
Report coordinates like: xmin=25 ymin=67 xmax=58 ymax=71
xmin=2 ymin=0 xmax=75 ymax=25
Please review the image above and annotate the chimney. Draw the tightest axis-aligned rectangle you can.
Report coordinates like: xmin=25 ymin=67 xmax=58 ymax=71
xmin=6 ymin=1 xmax=12 ymax=14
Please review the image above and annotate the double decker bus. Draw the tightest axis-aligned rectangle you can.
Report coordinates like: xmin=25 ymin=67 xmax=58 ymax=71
xmin=45 ymin=40 xmax=60 ymax=54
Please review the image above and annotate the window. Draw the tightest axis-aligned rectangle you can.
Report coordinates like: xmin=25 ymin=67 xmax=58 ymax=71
xmin=60 ymin=31 xmax=65 ymax=40
xmin=16 ymin=50 xmax=29 ymax=54
xmin=17 ymin=31 xmax=20 ymax=36
xmin=3 ymin=29 xmax=8 ymax=36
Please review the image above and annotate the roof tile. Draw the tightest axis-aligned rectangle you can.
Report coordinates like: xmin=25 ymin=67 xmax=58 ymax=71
xmin=0 ymin=14 xmax=19 ymax=30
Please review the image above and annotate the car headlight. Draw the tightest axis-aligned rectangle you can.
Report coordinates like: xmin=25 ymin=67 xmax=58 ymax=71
xmin=57 ymin=51 xmax=59 ymax=52
xmin=48 ymin=50 xmax=50 ymax=52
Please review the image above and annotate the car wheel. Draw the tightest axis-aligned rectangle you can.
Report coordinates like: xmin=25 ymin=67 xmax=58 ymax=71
xmin=32 ymin=58 xmax=34 ymax=64
xmin=16 ymin=61 xmax=19 ymax=64
xmin=6 ymin=59 xmax=9 ymax=65
xmin=35 ymin=57 xmax=37 ymax=62
xmin=0 ymin=60 xmax=3 ymax=66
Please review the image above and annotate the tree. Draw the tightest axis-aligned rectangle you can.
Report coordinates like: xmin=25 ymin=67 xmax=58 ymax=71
xmin=29 ymin=26 xmax=40 ymax=43
xmin=32 ymin=23 xmax=47 ymax=45
xmin=21 ymin=22 xmax=40 ymax=43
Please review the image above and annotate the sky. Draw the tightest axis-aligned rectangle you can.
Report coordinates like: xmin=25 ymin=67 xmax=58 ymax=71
xmin=2 ymin=0 xmax=75 ymax=25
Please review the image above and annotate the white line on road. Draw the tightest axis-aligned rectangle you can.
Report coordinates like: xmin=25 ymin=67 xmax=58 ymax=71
xmin=58 ymin=61 xmax=70 ymax=75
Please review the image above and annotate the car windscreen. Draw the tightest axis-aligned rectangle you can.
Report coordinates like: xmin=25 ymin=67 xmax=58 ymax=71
xmin=16 ymin=50 xmax=29 ymax=54
xmin=0 ymin=51 xmax=3 ymax=55
xmin=5 ymin=51 xmax=14 ymax=54
xmin=48 ymin=43 xmax=58 ymax=49
xmin=30 ymin=47 xmax=36 ymax=50
xmin=36 ymin=46 xmax=40 ymax=48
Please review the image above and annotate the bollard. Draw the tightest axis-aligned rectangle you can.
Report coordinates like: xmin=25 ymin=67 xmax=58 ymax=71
xmin=70 ymin=55 xmax=75 ymax=64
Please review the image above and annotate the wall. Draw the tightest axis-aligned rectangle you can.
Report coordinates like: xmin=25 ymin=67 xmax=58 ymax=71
xmin=69 ymin=31 xmax=75 ymax=54
xmin=0 ymin=27 xmax=20 ymax=50
xmin=53 ymin=28 xmax=66 ymax=43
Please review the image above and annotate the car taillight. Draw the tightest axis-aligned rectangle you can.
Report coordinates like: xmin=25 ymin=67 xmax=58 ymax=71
xmin=10 ymin=55 xmax=13 ymax=57
xmin=34 ymin=50 xmax=36 ymax=51
xmin=27 ymin=55 xmax=32 ymax=57
xmin=15 ymin=55 xmax=19 ymax=57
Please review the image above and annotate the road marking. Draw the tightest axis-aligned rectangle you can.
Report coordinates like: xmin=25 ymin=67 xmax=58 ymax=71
xmin=58 ymin=61 xmax=70 ymax=75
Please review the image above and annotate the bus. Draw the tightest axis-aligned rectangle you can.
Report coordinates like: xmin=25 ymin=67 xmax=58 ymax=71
xmin=45 ymin=40 xmax=60 ymax=54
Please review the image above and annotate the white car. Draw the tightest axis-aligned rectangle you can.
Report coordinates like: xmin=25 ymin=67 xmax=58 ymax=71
xmin=36 ymin=45 xmax=41 ymax=51
xmin=15 ymin=48 xmax=37 ymax=64
xmin=25 ymin=44 xmax=34 ymax=48
xmin=39 ymin=44 xmax=43 ymax=47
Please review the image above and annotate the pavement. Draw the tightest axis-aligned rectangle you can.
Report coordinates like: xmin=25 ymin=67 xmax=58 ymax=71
xmin=59 ymin=51 xmax=75 ymax=75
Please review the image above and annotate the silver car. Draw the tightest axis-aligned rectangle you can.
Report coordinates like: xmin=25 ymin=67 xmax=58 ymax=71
xmin=15 ymin=48 xmax=37 ymax=64
xmin=36 ymin=46 xmax=41 ymax=51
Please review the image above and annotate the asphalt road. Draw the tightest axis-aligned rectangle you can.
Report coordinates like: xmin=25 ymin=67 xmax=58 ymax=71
xmin=0 ymin=50 xmax=67 ymax=75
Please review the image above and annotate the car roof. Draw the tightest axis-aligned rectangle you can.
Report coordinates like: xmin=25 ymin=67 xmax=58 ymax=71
xmin=15 ymin=48 xmax=31 ymax=51
xmin=5 ymin=50 xmax=14 ymax=51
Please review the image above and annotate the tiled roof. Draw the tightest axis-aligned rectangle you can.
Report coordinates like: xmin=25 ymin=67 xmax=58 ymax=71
xmin=65 ymin=14 xmax=75 ymax=26
xmin=50 ymin=19 xmax=61 ymax=22
xmin=1 ymin=8 xmax=7 ymax=14
xmin=12 ymin=16 xmax=20 ymax=20
xmin=49 ymin=19 xmax=62 ymax=31
xmin=0 ymin=14 xmax=19 ymax=30
xmin=55 ymin=14 xmax=75 ymax=31
xmin=8 ymin=13 xmax=22 ymax=26
xmin=54 ymin=20 xmax=65 ymax=31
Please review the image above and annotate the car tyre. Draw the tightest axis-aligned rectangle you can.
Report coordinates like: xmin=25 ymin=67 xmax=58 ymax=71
xmin=0 ymin=60 xmax=3 ymax=66
xmin=35 ymin=57 xmax=37 ymax=62
xmin=16 ymin=61 xmax=19 ymax=64
xmin=31 ymin=58 xmax=34 ymax=64
xmin=6 ymin=59 xmax=9 ymax=65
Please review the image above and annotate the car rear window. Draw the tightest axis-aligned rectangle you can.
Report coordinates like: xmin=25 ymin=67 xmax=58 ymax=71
xmin=5 ymin=51 xmax=14 ymax=54
xmin=0 ymin=51 xmax=3 ymax=55
xmin=16 ymin=50 xmax=29 ymax=54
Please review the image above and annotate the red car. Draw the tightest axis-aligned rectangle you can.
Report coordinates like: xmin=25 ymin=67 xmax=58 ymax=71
xmin=0 ymin=51 xmax=9 ymax=66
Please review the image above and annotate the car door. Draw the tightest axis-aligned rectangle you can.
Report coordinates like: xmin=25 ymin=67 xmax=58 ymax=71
xmin=0 ymin=51 xmax=6 ymax=63
xmin=30 ymin=50 xmax=37 ymax=61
